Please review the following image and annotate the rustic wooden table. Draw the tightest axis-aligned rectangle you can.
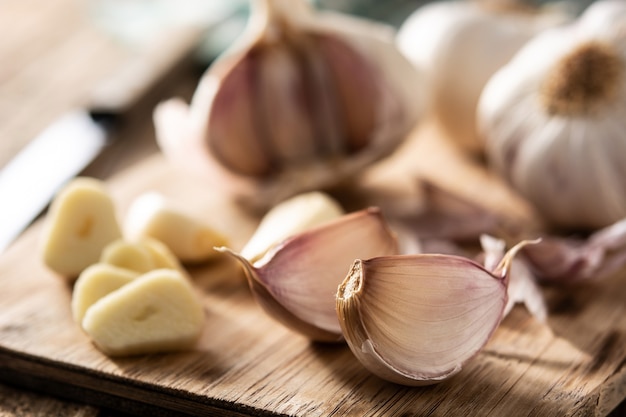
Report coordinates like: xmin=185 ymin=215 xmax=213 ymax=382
xmin=2 ymin=1 xmax=626 ymax=416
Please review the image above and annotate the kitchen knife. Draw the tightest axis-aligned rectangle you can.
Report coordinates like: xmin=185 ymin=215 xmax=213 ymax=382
xmin=0 ymin=25 xmax=208 ymax=254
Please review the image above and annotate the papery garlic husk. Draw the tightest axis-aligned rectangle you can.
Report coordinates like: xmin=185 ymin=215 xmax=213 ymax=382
xmin=478 ymin=0 xmax=626 ymax=230
xmin=240 ymin=191 xmax=344 ymax=263
xmin=522 ymin=217 xmax=626 ymax=283
xmin=154 ymin=0 xmax=424 ymax=209
xmin=480 ymin=234 xmax=547 ymax=322
xmin=217 ymin=207 xmax=398 ymax=342
xmin=336 ymin=240 xmax=533 ymax=386
xmin=396 ymin=0 xmax=571 ymax=153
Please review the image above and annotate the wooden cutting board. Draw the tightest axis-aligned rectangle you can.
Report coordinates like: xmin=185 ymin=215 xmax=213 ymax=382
xmin=1 ymin=127 xmax=626 ymax=417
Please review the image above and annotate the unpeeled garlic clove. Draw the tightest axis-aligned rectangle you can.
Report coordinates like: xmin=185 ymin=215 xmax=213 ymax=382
xmin=240 ymin=191 xmax=344 ymax=263
xmin=124 ymin=192 xmax=228 ymax=263
xmin=336 ymin=240 xmax=533 ymax=386
xmin=217 ymin=208 xmax=398 ymax=342
xmin=154 ymin=0 xmax=424 ymax=209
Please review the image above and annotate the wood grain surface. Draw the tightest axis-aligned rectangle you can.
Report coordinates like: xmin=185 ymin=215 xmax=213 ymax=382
xmin=1 ymin=121 xmax=626 ymax=416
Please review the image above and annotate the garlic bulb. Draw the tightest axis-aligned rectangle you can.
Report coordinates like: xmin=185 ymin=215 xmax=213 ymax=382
xmin=478 ymin=0 xmax=626 ymax=230
xmin=336 ymin=240 xmax=532 ymax=386
xmin=217 ymin=208 xmax=398 ymax=342
xmin=396 ymin=0 xmax=570 ymax=153
xmin=155 ymin=0 xmax=423 ymax=209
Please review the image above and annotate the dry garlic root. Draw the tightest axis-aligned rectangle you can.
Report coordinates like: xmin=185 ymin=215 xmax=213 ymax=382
xmin=40 ymin=177 xmax=122 ymax=279
xmin=154 ymin=0 xmax=423 ymax=209
xmin=81 ymin=269 xmax=205 ymax=356
xmin=478 ymin=0 xmax=626 ymax=230
xmin=240 ymin=191 xmax=344 ymax=263
xmin=396 ymin=0 xmax=571 ymax=153
xmin=124 ymin=192 xmax=228 ymax=263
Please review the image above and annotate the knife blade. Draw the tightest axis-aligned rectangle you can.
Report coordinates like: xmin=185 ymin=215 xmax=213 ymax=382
xmin=0 ymin=25 xmax=209 ymax=254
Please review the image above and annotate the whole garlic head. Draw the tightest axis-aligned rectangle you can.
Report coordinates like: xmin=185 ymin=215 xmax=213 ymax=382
xmin=478 ymin=0 xmax=626 ymax=230
xmin=155 ymin=0 xmax=424 ymax=209
xmin=396 ymin=0 xmax=571 ymax=153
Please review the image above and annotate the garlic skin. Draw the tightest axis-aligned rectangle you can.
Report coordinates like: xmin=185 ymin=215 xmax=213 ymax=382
xmin=396 ymin=0 xmax=570 ymax=153
xmin=217 ymin=208 xmax=398 ymax=342
xmin=336 ymin=241 xmax=532 ymax=386
xmin=478 ymin=0 xmax=626 ymax=230
xmin=154 ymin=0 xmax=424 ymax=209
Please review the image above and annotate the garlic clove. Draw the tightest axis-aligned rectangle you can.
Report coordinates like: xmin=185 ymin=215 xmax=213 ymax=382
xmin=336 ymin=240 xmax=533 ymax=386
xmin=100 ymin=238 xmax=184 ymax=275
xmin=124 ymin=192 xmax=228 ymax=263
xmin=217 ymin=207 xmax=398 ymax=342
xmin=240 ymin=191 xmax=344 ymax=263
xmin=40 ymin=177 xmax=123 ymax=279
xmin=396 ymin=0 xmax=571 ymax=153
xmin=71 ymin=263 xmax=139 ymax=324
xmin=82 ymin=269 xmax=205 ymax=356
xmin=154 ymin=0 xmax=424 ymax=209
xmin=100 ymin=239 xmax=156 ymax=274
xmin=478 ymin=0 xmax=626 ymax=229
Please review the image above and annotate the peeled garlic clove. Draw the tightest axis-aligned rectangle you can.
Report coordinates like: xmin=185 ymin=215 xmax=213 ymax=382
xmin=155 ymin=0 xmax=424 ymax=208
xmin=71 ymin=263 xmax=139 ymax=324
xmin=217 ymin=208 xmax=398 ymax=342
xmin=40 ymin=177 xmax=122 ymax=278
xmin=336 ymin=240 xmax=532 ymax=386
xmin=478 ymin=1 xmax=626 ymax=229
xmin=100 ymin=237 xmax=184 ymax=274
xmin=396 ymin=0 xmax=570 ymax=153
xmin=124 ymin=192 xmax=228 ymax=263
xmin=82 ymin=269 xmax=205 ymax=356
xmin=100 ymin=239 xmax=156 ymax=274
xmin=240 ymin=191 xmax=344 ymax=262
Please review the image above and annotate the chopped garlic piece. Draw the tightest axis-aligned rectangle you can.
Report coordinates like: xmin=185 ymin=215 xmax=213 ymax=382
xmin=72 ymin=263 xmax=138 ymax=324
xmin=82 ymin=269 xmax=205 ymax=356
xmin=40 ymin=177 xmax=122 ymax=278
xmin=124 ymin=192 xmax=228 ymax=263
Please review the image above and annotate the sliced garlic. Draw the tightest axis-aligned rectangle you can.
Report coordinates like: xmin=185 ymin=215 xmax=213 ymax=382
xmin=82 ymin=269 xmax=205 ymax=356
xmin=396 ymin=0 xmax=570 ymax=153
xmin=124 ymin=192 xmax=228 ymax=263
xmin=240 ymin=191 xmax=344 ymax=263
xmin=478 ymin=0 xmax=626 ymax=229
xmin=100 ymin=238 xmax=182 ymax=274
xmin=40 ymin=177 xmax=122 ymax=279
xmin=336 ymin=240 xmax=533 ymax=386
xmin=154 ymin=0 xmax=424 ymax=209
xmin=217 ymin=208 xmax=398 ymax=342
xmin=71 ymin=263 xmax=139 ymax=324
